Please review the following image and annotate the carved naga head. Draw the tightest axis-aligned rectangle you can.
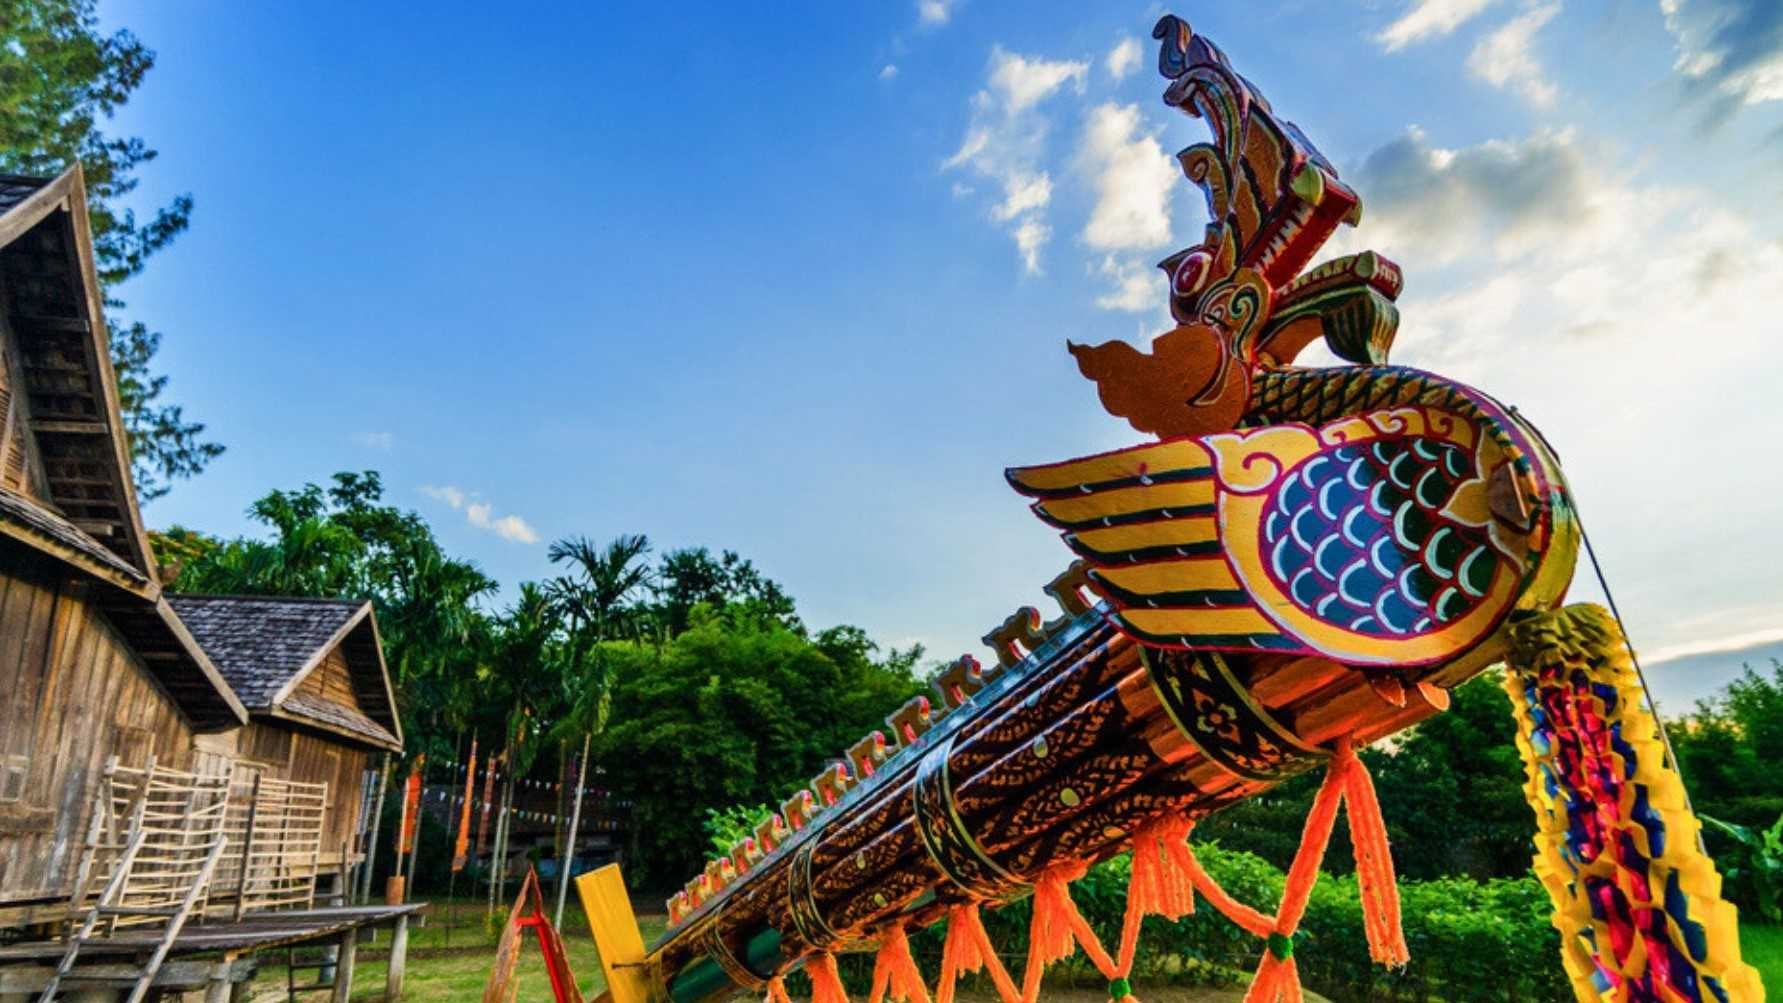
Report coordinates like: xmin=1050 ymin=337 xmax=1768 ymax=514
xmin=1070 ymin=15 xmax=1404 ymax=440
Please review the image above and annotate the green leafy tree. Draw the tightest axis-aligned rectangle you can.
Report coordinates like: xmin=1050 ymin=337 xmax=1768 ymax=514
xmin=2 ymin=0 xmax=220 ymax=498
xmin=595 ymin=609 xmax=925 ymax=888
xmin=653 ymin=547 xmax=802 ymax=637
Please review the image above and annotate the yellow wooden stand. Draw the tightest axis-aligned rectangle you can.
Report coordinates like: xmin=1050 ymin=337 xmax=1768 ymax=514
xmin=575 ymin=864 xmax=653 ymax=1003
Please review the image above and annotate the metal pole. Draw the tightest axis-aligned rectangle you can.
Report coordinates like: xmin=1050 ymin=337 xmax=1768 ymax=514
xmin=554 ymin=732 xmax=592 ymax=928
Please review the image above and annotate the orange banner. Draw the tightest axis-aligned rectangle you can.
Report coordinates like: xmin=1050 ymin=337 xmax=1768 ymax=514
xmin=475 ymin=753 xmax=499 ymax=858
xmin=452 ymin=739 xmax=478 ymax=872
xmin=398 ymin=755 xmax=425 ymax=855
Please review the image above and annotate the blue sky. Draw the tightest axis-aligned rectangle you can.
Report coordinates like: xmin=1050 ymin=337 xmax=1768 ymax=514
xmin=101 ymin=0 xmax=1783 ymax=709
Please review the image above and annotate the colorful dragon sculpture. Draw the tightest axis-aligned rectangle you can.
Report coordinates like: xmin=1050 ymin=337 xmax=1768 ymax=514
xmin=571 ymin=16 xmax=1765 ymax=1003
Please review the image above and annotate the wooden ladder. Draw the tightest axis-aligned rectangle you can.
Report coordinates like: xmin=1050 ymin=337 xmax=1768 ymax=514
xmin=37 ymin=758 xmax=232 ymax=1003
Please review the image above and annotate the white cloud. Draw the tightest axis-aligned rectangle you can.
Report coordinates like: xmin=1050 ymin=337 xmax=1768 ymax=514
xmin=466 ymin=503 xmax=539 ymax=544
xmin=1106 ymin=37 xmax=1143 ymax=80
xmin=1467 ymin=4 xmax=1561 ymax=106
xmin=1332 ymin=126 xmax=1646 ymax=268
xmin=1646 ymin=626 xmax=1783 ymax=665
xmin=1013 ymin=219 xmax=1050 ymax=274
xmin=880 ymin=64 xmax=899 ymax=80
xmin=992 ymin=172 xmax=1051 ymax=221
xmin=1078 ymin=102 xmax=1176 ymax=252
xmin=917 ymin=0 xmax=956 ymax=26
xmin=421 ymin=484 xmax=466 ymax=509
xmin=1661 ymin=0 xmax=1783 ymax=124
xmin=943 ymin=47 xmax=1089 ymax=274
xmin=421 ymin=484 xmax=540 ymax=544
xmin=987 ymin=48 xmax=1089 ymax=114
xmin=352 ymin=431 xmax=394 ymax=450
xmin=1092 ymin=256 xmax=1165 ymax=312
xmin=1375 ymin=0 xmax=1501 ymax=51
xmin=1331 ymin=125 xmax=1783 ymax=659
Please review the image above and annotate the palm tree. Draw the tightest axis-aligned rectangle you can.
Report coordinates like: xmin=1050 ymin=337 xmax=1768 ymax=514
xmin=544 ymin=534 xmax=654 ymax=640
xmin=540 ymin=534 xmax=654 ymax=920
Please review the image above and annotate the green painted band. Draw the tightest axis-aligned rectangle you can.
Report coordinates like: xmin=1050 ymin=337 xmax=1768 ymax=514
xmin=1267 ymin=931 xmax=1294 ymax=960
xmin=1108 ymin=976 xmax=1132 ymax=998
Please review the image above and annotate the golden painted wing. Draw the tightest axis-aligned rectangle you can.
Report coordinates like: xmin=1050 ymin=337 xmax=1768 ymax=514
xmin=1009 ymin=404 xmax=1559 ymax=667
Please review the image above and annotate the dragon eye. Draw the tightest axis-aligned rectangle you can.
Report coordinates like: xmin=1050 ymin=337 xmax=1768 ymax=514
xmin=1172 ymin=249 xmax=1214 ymax=299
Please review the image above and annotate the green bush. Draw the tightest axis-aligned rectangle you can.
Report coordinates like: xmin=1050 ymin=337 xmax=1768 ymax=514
xmin=1702 ymin=811 xmax=1783 ymax=922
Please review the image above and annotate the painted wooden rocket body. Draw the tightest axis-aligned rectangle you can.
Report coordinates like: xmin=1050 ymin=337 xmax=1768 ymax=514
xmin=638 ymin=16 xmax=1583 ymax=1002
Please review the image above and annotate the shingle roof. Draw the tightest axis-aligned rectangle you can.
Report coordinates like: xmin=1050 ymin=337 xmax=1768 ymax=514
xmin=279 ymin=691 xmax=400 ymax=749
xmin=0 ymin=485 xmax=149 ymax=587
xmin=165 ymin=594 xmax=364 ymax=709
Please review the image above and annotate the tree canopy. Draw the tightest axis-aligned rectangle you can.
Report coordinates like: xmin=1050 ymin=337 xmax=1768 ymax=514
xmin=157 ymin=469 xmax=929 ymax=887
xmin=2 ymin=0 xmax=220 ymax=498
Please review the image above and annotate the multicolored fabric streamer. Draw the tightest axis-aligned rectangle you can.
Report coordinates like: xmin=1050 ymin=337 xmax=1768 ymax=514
xmin=1504 ymin=604 xmax=1763 ymax=1002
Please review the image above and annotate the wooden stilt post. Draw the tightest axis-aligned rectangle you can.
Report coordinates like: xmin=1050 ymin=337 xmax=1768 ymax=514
xmin=329 ymin=929 xmax=357 ymax=1003
xmin=554 ymin=732 xmax=591 ymax=928
xmin=202 ymin=954 xmax=239 ymax=1003
xmin=386 ymin=914 xmax=410 ymax=1001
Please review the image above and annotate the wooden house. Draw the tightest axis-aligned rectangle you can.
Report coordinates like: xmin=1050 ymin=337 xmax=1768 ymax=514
xmin=0 ymin=170 xmax=422 ymax=1002
xmin=0 ymin=168 xmax=248 ymax=916
xmin=165 ymin=594 xmax=403 ymax=866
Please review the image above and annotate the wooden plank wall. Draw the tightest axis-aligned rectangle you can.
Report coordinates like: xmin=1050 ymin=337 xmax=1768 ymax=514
xmin=297 ymin=648 xmax=360 ymax=709
xmin=0 ymin=545 xmax=196 ymax=905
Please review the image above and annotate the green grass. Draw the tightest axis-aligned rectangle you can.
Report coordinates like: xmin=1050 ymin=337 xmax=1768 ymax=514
xmin=248 ymin=902 xmax=1783 ymax=1002
xmin=243 ymin=897 xmax=1314 ymax=1002
xmin=249 ymin=896 xmax=666 ymax=1001
xmin=1745 ymin=924 xmax=1783 ymax=998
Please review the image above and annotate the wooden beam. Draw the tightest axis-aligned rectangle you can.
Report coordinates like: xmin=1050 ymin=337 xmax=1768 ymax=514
xmin=10 ymin=314 xmax=90 ymax=333
xmin=29 ymin=419 xmax=108 ymax=436
xmin=0 ymin=173 xmax=72 ymax=249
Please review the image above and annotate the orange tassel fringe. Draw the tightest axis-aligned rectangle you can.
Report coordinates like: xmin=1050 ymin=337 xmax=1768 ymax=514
xmin=792 ymin=734 xmax=1403 ymax=1003
xmin=1340 ymin=741 xmax=1409 ymax=966
xmin=936 ymin=903 xmax=1020 ymax=1003
xmin=810 ymin=952 xmax=851 ymax=1003
xmin=868 ymin=923 xmax=933 ymax=1003
xmin=764 ymin=976 xmax=794 ymax=1003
